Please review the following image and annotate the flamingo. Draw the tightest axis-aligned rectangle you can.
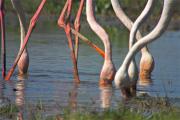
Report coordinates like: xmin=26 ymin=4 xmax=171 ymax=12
xmin=86 ymin=0 xmax=116 ymax=86
xmin=127 ymin=0 xmax=155 ymax=93
xmin=5 ymin=0 xmax=105 ymax=81
xmin=11 ymin=0 xmax=29 ymax=75
xmin=129 ymin=0 xmax=155 ymax=85
xmin=111 ymin=0 xmax=155 ymax=83
xmin=114 ymin=0 xmax=175 ymax=99
xmin=125 ymin=0 xmax=155 ymax=96
xmin=1 ymin=0 xmax=29 ymax=78
xmin=5 ymin=0 xmax=47 ymax=80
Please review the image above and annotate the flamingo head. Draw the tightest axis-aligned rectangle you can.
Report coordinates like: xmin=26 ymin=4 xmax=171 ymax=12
xmin=99 ymin=61 xmax=116 ymax=87
xmin=115 ymin=66 xmax=137 ymax=99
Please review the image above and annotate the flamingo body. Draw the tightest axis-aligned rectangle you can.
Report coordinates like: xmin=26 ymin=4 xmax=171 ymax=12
xmin=99 ymin=60 xmax=116 ymax=86
xmin=86 ymin=0 xmax=116 ymax=86
xmin=11 ymin=0 xmax=29 ymax=75
xmin=17 ymin=50 xmax=29 ymax=75
xmin=139 ymin=50 xmax=154 ymax=80
xmin=111 ymin=0 xmax=155 ymax=82
xmin=115 ymin=0 xmax=174 ymax=98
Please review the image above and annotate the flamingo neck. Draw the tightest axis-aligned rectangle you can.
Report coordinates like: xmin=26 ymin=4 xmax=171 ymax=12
xmin=121 ymin=0 xmax=174 ymax=72
xmin=11 ymin=0 xmax=27 ymax=50
xmin=136 ymin=31 xmax=149 ymax=52
xmin=111 ymin=0 xmax=133 ymax=30
xmin=129 ymin=0 xmax=155 ymax=49
xmin=103 ymin=38 xmax=112 ymax=61
xmin=19 ymin=20 xmax=28 ymax=55
xmin=111 ymin=0 xmax=149 ymax=53
xmin=86 ymin=0 xmax=112 ymax=61
xmin=19 ymin=19 xmax=26 ymax=50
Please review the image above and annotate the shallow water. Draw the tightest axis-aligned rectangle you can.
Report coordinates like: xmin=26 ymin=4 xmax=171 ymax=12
xmin=0 ymin=30 xmax=180 ymax=116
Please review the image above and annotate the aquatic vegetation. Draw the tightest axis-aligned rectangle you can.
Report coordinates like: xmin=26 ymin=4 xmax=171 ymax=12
xmin=28 ymin=96 xmax=180 ymax=120
xmin=62 ymin=107 xmax=143 ymax=120
xmin=60 ymin=101 xmax=180 ymax=120
xmin=0 ymin=103 xmax=18 ymax=119
xmin=0 ymin=96 xmax=180 ymax=120
xmin=59 ymin=96 xmax=180 ymax=120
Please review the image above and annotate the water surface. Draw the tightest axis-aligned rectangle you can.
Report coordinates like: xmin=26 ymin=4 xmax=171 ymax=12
xmin=0 ymin=30 xmax=180 ymax=116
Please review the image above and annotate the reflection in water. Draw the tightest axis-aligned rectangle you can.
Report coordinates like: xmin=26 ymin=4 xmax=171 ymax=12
xmin=16 ymin=74 xmax=26 ymax=120
xmin=137 ymin=88 xmax=151 ymax=98
xmin=138 ymin=75 xmax=152 ymax=97
xmin=0 ymin=80 xmax=10 ymax=109
xmin=138 ymin=75 xmax=153 ymax=86
xmin=68 ymin=83 xmax=79 ymax=111
xmin=0 ymin=80 xmax=6 ymax=108
xmin=99 ymin=86 xmax=112 ymax=109
xmin=0 ymin=80 xmax=4 ymax=105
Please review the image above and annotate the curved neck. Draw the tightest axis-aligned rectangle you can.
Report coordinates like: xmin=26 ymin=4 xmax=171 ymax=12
xmin=122 ymin=0 xmax=174 ymax=71
xmin=86 ymin=0 xmax=112 ymax=61
xmin=129 ymin=0 xmax=154 ymax=49
xmin=111 ymin=0 xmax=148 ymax=52
xmin=11 ymin=0 xmax=27 ymax=49
xmin=111 ymin=0 xmax=133 ymax=30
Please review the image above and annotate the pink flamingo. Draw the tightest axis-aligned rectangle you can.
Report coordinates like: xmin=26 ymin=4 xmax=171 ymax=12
xmin=111 ymin=0 xmax=155 ymax=83
xmin=11 ymin=0 xmax=29 ymax=75
xmin=115 ymin=0 xmax=175 ymax=99
xmin=1 ymin=0 xmax=30 ymax=78
xmin=86 ymin=0 xmax=116 ymax=86
xmin=5 ymin=0 xmax=46 ymax=80
xmin=112 ymin=0 xmax=155 ymax=96
xmin=128 ymin=0 xmax=155 ymax=84
xmin=5 ymin=0 xmax=105 ymax=81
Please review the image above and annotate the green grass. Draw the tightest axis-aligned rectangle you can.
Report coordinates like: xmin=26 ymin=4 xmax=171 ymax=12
xmin=42 ymin=96 xmax=180 ymax=120
xmin=0 ymin=102 xmax=18 ymax=119
xmin=61 ymin=108 xmax=143 ymax=120
xmin=1 ymin=96 xmax=180 ymax=120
